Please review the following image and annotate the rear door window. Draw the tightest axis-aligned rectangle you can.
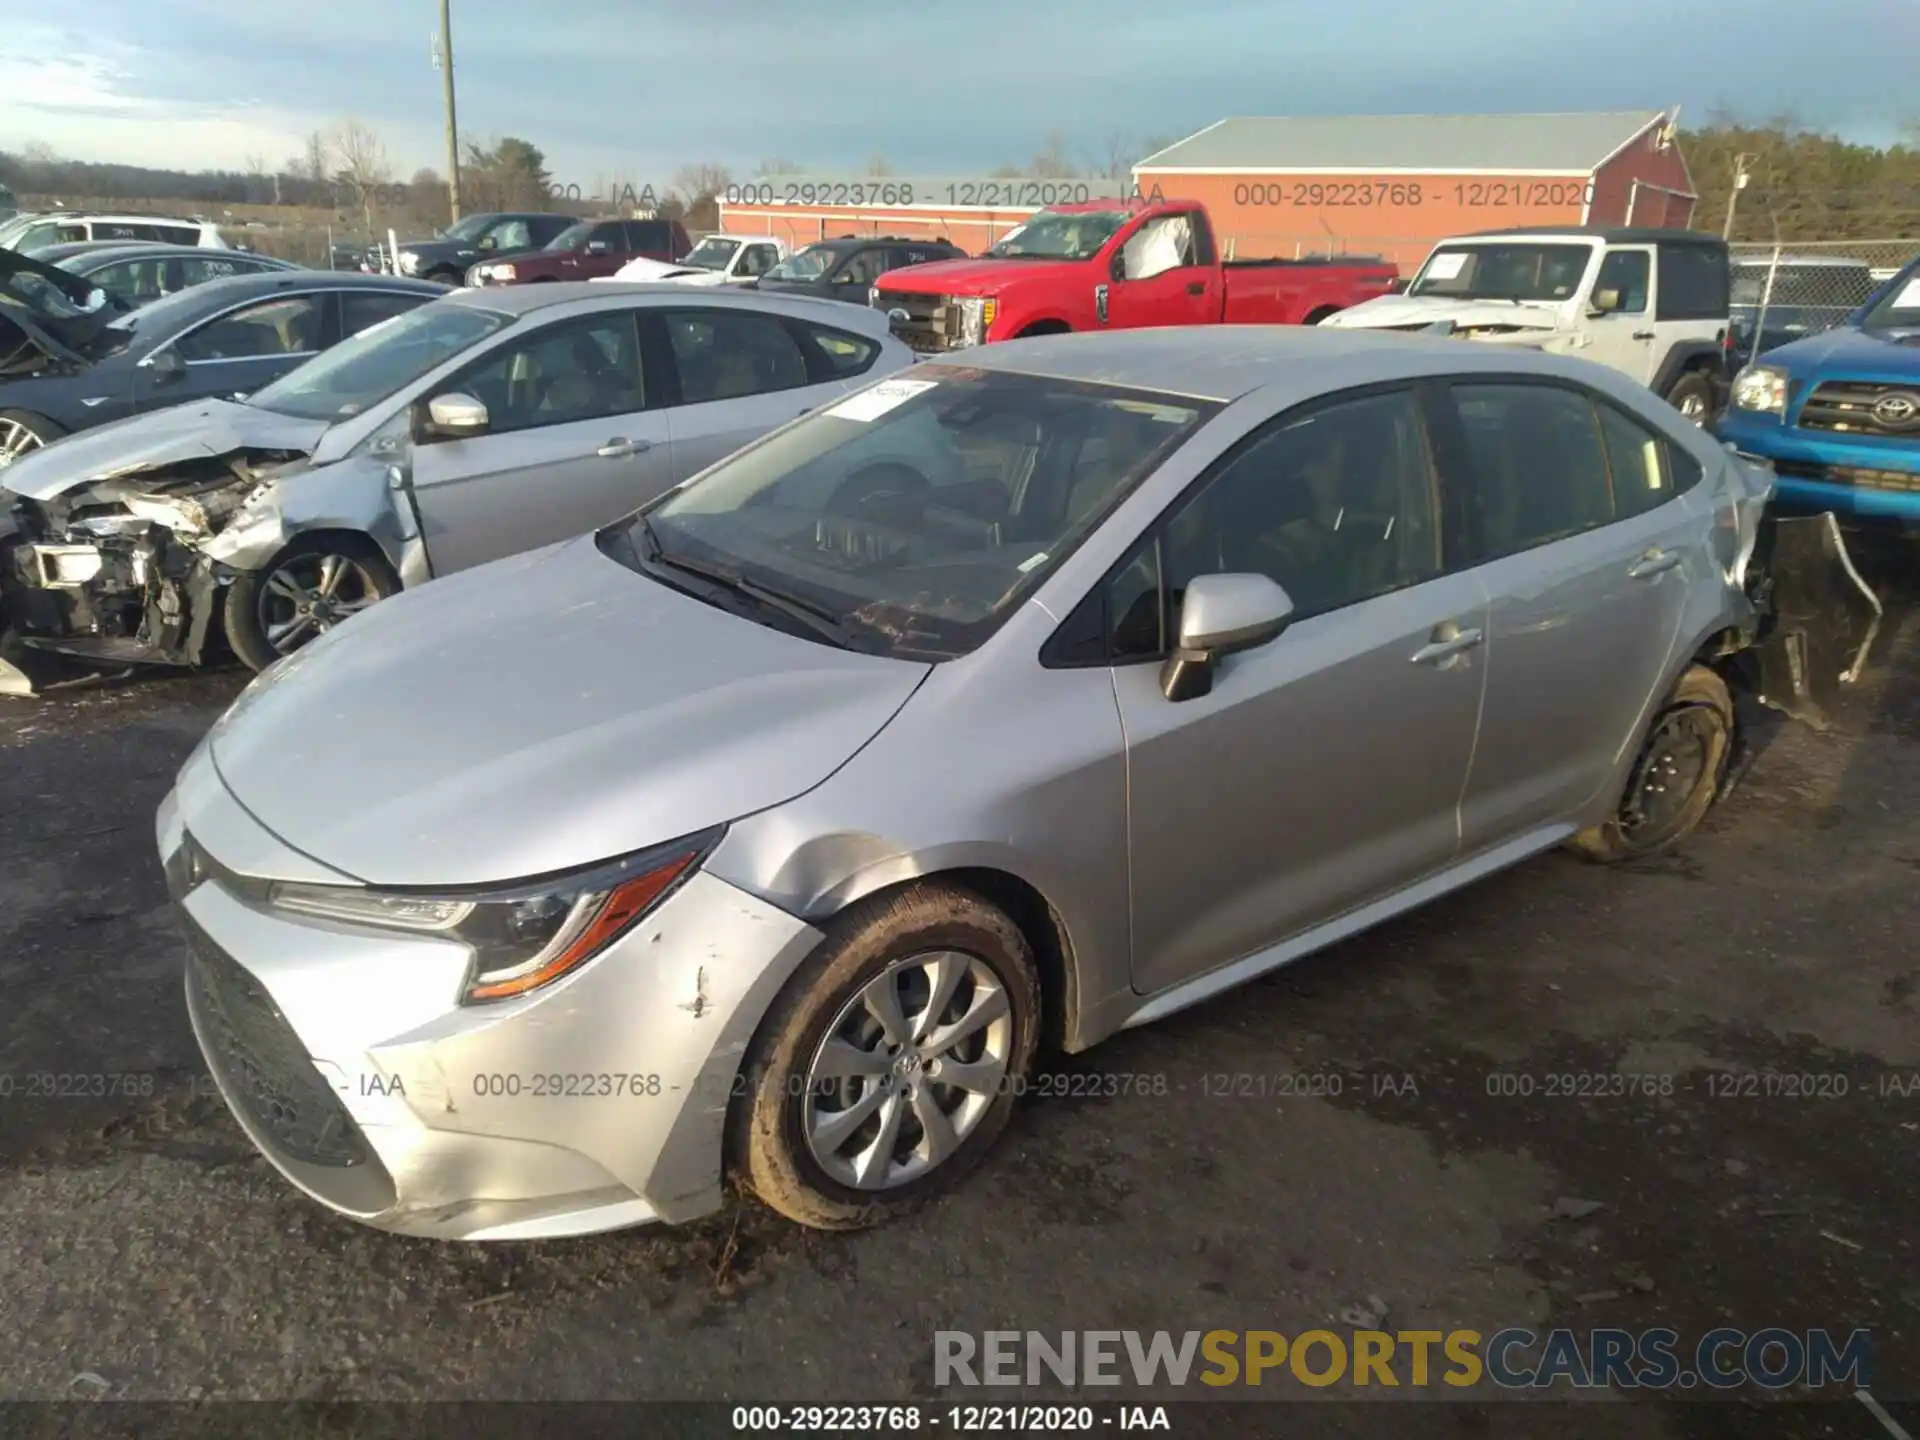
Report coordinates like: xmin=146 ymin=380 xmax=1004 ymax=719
xmin=1449 ymin=383 xmax=1616 ymax=560
xmin=626 ymin=220 xmax=673 ymax=253
xmin=661 ymin=309 xmax=811 ymax=402
xmin=172 ymin=295 xmax=324 ymax=362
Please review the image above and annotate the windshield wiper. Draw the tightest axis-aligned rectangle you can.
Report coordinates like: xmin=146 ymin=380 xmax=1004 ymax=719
xmin=634 ymin=517 xmax=864 ymax=649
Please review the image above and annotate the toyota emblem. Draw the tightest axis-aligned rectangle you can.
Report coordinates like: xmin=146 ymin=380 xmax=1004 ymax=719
xmin=1872 ymin=391 xmax=1920 ymax=429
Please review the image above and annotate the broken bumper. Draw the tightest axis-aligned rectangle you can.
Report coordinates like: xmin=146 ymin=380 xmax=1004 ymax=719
xmin=1746 ymin=510 xmax=1884 ymax=729
xmin=157 ymin=742 xmax=825 ymax=1240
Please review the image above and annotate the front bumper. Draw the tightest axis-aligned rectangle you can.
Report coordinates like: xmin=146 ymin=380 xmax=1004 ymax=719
xmin=1713 ymin=410 xmax=1920 ymax=521
xmin=156 ymin=742 xmax=825 ymax=1241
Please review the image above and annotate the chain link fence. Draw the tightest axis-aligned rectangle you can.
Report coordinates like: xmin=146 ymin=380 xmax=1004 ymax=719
xmin=1727 ymin=239 xmax=1920 ymax=367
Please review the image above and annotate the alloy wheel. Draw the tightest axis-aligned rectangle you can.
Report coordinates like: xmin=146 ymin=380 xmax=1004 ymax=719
xmin=256 ymin=552 xmax=382 ymax=655
xmin=0 ymin=418 xmax=45 ymax=468
xmin=802 ymin=951 xmax=1013 ymax=1190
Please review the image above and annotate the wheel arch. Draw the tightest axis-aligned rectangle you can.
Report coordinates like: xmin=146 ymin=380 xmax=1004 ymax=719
xmin=1014 ymin=318 xmax=1072 ymax=338
xmin=1652 ymin=341 xmax=1726 ymax=397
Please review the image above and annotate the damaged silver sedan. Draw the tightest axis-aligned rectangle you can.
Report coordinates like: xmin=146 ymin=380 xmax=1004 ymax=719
xmin=0 ymin=283 xmax=911 ymax=689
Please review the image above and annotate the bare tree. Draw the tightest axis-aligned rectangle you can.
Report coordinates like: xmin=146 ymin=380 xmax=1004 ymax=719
xmin=20 ymin=139 xmax=58 ymax=167
xmin=672 ymin=162 xmax=733 ymax=231
xmin=989 ymin=163 xmax=1024 ymax=178
xmin=326 ymin=118 xmax=393 ymax=233
xmin=756 ymin=157 xmax=803 ymax=176
xmin=865 ymin=153 xmax=894 ymax=177
xmin=301 ymin=131 xmax=329 ymax=184
xmin=1027 ymin=130 xmax=1078 ymax=179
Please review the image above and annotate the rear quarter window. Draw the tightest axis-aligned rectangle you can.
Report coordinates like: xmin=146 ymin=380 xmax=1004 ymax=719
xmin=1656 ymin=244 xmax=1730 ymax=321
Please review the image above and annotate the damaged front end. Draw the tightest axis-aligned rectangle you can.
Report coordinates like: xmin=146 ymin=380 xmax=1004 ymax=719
xmin=0 ymin=448 xmax=306 ymax=694
xmin=1741 ymin=509 xmax=1883 ymax=729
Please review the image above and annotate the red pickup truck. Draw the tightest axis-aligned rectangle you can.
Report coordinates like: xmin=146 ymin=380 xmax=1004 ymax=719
xmin=872 ymin=198 xmax=1397 ymax=353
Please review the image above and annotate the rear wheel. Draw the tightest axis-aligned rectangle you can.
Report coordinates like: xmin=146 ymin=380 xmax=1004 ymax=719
xmin=730 ymin=883 xmax=1041 ymax=1230
xmin=1569 ymin=666 xmax=1733 ymax=863
xmin=0 ymin=410 xmax=66 ymax=471
xmin=222 ymin=535 xmax=399 ymax=672
xmin=1664 ymin=370 xmax=1716 ymax=426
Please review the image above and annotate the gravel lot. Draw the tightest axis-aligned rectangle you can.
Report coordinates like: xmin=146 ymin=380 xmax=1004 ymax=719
xmin=1 ymin=540 xmax=1916 ymax=1438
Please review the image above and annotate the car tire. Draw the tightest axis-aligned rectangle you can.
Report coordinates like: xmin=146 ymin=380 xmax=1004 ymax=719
xmin=730 ymin=882 xmax=1041 ymax=1231
xmin=222 ymin=535 xmax=400 ymax=672
xmin=1568 ymin=665 xmax=1733 ymax=863
xmin=0 ymin=409 xmax=66 ymax=469
xmin=1664 ymin=371 xmax=1716 ymax=426
xmin=424 ymin=269 xmax=463 ymax=286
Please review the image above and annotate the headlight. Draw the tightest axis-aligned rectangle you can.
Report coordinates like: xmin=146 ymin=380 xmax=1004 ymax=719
xmin=954 ymin=295 xmax=997 ymax=347
xmin=488 ymin=263 xmax=516 ymax=282
xmin=1731 ymin=364 xmax=1789 ymax=416
xmin=264 ymin=828 xmax=723 ymax=1004
xmin=396 ymin=250 xmax=421 ymax=275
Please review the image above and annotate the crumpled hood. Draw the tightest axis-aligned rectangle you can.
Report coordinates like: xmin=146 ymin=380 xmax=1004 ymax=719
xmin=1 ymin=399 xmax=328 ymax=500
xmin=1766 ymin=324 xmax=1920 ymax=376
xmin=874 ymin=256 xmax=1082 ymax=297
xmin=1323 ymin=292 xmax=1566 ymax=332
xmin=207 ymin=534 xmax=931 ymax=886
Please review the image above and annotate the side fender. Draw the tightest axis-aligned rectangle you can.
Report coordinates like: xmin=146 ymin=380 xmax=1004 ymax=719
xmin=1652 ymin=340 xmax=1727 ymax=397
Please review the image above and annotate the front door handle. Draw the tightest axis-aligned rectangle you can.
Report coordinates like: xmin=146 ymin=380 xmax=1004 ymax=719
xmin=1186 ymin=280 xmax=1206 ymax=295
xmin=1627 ymin=547 xmax=1682 ymax=579
xmin=1410 ymin=624 xmax=1484 ymax=666
xmin=596 ymin=438 xmax=650 ymax=458
xmin=1632 ymin=329 xmax=1656 ymax=340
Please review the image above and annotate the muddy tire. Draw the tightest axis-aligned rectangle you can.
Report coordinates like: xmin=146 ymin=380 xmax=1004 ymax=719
xmin=730 ymin=883 xmax=1041 ymax=1230
xmin=223 ymin=534 xmax=399 ymax=672
xmin=0 ymin=409 xmax=66 ymax=471
xmin=1664 ymin=371 xmax=1716 ymax=426
xmin=1569 ymin=666 xmax=1734 ymax=863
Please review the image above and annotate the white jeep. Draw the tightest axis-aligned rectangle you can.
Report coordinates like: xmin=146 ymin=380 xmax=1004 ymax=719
xmin=1320 ymin=226 xmax=1731 ymax=423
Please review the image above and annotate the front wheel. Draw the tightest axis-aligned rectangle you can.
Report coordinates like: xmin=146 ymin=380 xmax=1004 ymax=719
xmin=222 ymin=536 xmax=399 ymax=671
xmin=1568 ymin=666 xmax=1733 ymax=863
xmin=1664 ymin=371 xmax=1716 ymax=426
xmin=0 ymin=410 xmax=67 ymax=471
xmin=730 ymin=883 xmax=1041 ymax=1230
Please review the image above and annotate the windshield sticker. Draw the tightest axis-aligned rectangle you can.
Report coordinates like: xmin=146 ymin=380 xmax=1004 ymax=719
xmin=1017 ymin=551 xmax=1050 ymax=573
xmin=1895 ymin=278 xmax=1920 ymax=309
xmin=824 ymin=378 xmax=939 ymax=422
xmin=1423 ymin=252 xmax=1468 ymax=281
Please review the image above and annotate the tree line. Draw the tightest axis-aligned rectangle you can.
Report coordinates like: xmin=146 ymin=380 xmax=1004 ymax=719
xmin=7 ymin=117 xmax=1919 ymax=243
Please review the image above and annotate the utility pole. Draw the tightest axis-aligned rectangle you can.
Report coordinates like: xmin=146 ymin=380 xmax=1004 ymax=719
xmin=433 ymin=0 xmax=462 ymax=224
xmin=1722 ymin=153 xmax=1751 ymax=240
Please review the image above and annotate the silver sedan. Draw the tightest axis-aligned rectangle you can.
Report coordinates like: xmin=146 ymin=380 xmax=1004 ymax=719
xmin=159 ymin=327 xmax=1773 ymax=1239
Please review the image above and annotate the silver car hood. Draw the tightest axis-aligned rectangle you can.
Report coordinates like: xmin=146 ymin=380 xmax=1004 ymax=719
xmin=2 ymin=399 xmax=329 ymax=500
xmin=206 ymin=535 xmax=932 ymax=887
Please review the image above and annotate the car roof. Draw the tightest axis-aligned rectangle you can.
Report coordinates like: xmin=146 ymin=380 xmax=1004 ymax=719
xmin=439 ymin=279 xmax=898 ymax=336
xmin=923 ymin=326 xmax=1676 ymax=407
xmin=1460 ymin=225 xmax=1728 ymax=249
xmin=53 ymin=242 xmax=294 ymax=267
xmin=121 ymin=270 xmax=442 ymax=329
xmin=812 ymin=235 xmax=962 ymax=252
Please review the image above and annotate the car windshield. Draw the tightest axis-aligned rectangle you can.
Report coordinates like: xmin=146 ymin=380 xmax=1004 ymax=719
xmin=1861 ymin=267 xmax=1920 ymax=331
xmin=683 ymin=237 xmax=740 ymax=271
xmin=545 ymin=222 xmax=595 ymax=251
xmin=606 ymin=369 xmax=1218 ymax=659
xmin=245 ymin=301 xmax=514 ymax=422
xmin=441 ymin=214 xmax=496 ymax=243
xmin=1408 ymin=243 xmax=1594 ymax=302
xmin=985 ymin=209 xmax=1131 ymax=261
xmin=764 ymin=245 xmax=836 ymax=281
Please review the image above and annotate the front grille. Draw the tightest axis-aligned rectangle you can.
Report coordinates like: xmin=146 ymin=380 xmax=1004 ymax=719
xmin=181 ymin=908 xmax=377 ymax=1170
xmin=1772 ymin=458 xmax=1920 ymax=493
xmin=1798 ymin=380 xmax=1920 ymax=436
xmin=877 ymin=291 xmax=959 ymax=353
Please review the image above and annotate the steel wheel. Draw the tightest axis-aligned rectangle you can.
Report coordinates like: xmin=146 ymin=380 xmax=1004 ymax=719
xmin=1619 ymin=706 xmax=1714 ymax=838
xmin=0 ymin=416 xmax=48 ymax=468
xmin=257 ymin=552 xmax=382 ymax=655
xmin=802 ymin=950 xmax=1013 ymax=1191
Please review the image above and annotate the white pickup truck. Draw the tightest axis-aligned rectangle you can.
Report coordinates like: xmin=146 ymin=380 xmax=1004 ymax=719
xmin=605 ymin=233 xmax=788 ymax=287
xmin=1319 ymin=225 xmax=1732 ymax=423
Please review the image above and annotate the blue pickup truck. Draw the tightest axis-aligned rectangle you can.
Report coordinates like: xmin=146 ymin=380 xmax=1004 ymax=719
xmin=1716 ymin=253 xmax=1920 ymax=522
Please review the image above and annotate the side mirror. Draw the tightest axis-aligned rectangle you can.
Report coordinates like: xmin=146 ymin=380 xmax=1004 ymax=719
xmin=147 ymin=349 xmax=186 ymax=383
xmin=1159 ymin=573 xmax=1295 ymax=702
xmin=1109 ymin=250 xmax=1127 ymax=283
xmin=413 ymin=391 xmax=490 ymax=442
xmin=1589 ymin=288 xmax=1622 ymax=315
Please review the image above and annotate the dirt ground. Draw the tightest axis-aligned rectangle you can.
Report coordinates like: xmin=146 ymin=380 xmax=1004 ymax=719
xmin=0 ymin=539 xmax=1915 ymax=1440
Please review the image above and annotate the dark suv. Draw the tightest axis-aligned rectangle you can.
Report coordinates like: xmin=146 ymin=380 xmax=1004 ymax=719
xmin=467 ymin=217 xmax=692 ymax=286
xmin=755 ymin=235 xmax=966 ymax=304
xmin=378 ymin=212 xmax=575 ymax=284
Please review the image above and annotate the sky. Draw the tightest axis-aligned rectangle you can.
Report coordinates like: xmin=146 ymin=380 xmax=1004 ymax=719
xmin=3 ymin=0 xmax=1916 ymax=185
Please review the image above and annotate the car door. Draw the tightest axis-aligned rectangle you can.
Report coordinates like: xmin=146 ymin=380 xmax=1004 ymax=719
xmin=1440 ymin=379 xmax=1699 ymax=853
xmin=1583 ymin=246 xmax=1659 ymax=382
xmin=136 ymin=292 xmax=326 ymax=410
xmin=406 ymin=307 xmax=674 ymax=575
xmin=1101 ymin=211 xmax=1214 ymax=331
xmin=1103 ymin=384 xmax=1489 ymax=996
xmin=652 ymin=305 xmax=845 ymax=481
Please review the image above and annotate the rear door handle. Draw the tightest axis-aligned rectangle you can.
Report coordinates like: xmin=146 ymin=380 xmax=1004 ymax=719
xmin=1410 ymin=626 xmax=1484 ymax=665
xmin=1632 ymin=329 xmax=1656 ymax=340
xmin=1186 ymin=281 xmax=1206 ymax=295
xmin=1627 ymin=547 xmax=1682 ymax=579
xmin=596 ymin=438 xmax=650 ymax=458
